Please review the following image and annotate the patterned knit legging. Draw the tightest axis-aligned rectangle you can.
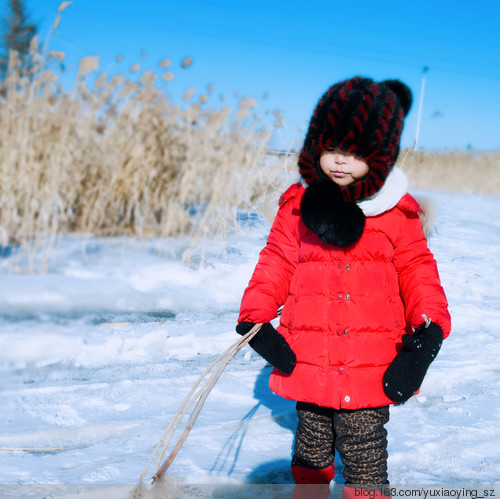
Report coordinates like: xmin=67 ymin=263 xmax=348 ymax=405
xmin=294 ymin=402 xmax=390 ymax=485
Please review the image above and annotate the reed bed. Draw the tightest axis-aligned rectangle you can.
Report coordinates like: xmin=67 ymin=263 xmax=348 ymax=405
xmin=399 ymin=148 xmax=500 ymax=195
xmin=0 ymin=38 xmax=287 ymax=271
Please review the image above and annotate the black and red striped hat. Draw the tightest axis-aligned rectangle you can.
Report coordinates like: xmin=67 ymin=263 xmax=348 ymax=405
xmin=298 ymin=77 xmax=412 ymax=202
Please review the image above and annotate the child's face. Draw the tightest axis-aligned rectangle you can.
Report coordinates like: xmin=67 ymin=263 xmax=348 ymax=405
xmin=319 ymin=149 xmax=369 ymax=186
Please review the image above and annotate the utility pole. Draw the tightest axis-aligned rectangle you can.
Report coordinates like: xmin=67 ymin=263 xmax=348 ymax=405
xmin=414 ymin=66 xmax=429 ymax=150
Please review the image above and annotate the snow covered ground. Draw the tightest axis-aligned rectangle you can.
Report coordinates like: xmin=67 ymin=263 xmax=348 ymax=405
xmin=0 ymin=190 xmax=499 ymax=492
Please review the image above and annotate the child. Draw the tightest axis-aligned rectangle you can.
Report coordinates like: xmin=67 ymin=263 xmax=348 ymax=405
xmin=236 ymin=76 xmax=451 ymax=493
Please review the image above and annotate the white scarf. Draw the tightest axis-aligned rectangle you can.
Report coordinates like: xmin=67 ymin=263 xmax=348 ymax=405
xmin=356 ymin=167 xmax=408 ymax=217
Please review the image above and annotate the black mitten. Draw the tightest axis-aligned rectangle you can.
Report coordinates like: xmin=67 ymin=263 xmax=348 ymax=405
xmin=236 ymin=322 xmax=296 ymax=374
xmin=383 ymin=322 xmax=443 ymax=403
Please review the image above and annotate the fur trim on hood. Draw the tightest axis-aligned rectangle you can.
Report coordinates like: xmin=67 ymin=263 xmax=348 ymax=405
xmin=414 ymin=197 xmax=436 ymax=237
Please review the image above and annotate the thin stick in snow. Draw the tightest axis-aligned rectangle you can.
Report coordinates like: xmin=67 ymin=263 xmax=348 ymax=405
xmin=136 ymin=323 xmax=263 ymax=486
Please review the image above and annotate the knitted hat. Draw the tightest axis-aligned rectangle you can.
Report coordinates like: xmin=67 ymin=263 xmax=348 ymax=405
xmin=298 ymin=76 xmax=412 ymax=202
xmin=299 ymin=76 xmax=412 ymax=247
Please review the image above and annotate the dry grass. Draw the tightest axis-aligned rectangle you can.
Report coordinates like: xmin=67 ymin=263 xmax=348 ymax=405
xmin=0 ymin=21 xmax=286 ymax=271
xmin=399 ymin=148 xmax=500 ymax=195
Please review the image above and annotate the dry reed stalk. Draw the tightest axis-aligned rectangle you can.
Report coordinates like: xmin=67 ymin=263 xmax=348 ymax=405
xmin=135 ymin=324 xmax=263 ymax=486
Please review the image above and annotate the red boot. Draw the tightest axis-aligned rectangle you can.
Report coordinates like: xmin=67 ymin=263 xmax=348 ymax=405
xmin=292 ymin=457 xmax=335 ymax=499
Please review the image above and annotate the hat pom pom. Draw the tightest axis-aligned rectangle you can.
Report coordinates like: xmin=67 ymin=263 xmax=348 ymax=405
xmin=300 ymin=181 xmax=365 ymax=247
xmin=383 ymin=79 xmax=413 ymax=116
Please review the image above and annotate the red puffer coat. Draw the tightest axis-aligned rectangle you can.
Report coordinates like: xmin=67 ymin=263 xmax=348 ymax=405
xmin=238 ymin=183 xmax=451 ymax=409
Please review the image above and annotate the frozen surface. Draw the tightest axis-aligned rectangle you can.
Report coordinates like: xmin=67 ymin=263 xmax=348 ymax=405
xmin=0 ymin=191 xmax=499 ymax=486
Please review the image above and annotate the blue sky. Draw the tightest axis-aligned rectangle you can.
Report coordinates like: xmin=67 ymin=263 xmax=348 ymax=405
xmin=5 ymin=0 xmax=500 ymax=150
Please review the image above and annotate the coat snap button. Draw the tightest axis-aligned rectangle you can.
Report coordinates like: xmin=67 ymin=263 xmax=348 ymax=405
xmin=344 ymin=330 xmax=348 ymax=335
xmin=344 ymin=396 xmax=350 ymax=402
xmin=345 ymin=264 xmax=350 ymax=270
xmin=345 ymin=294 xmax=350 ymax=300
